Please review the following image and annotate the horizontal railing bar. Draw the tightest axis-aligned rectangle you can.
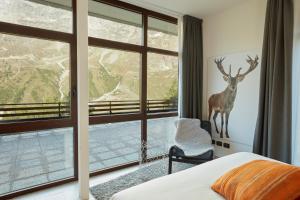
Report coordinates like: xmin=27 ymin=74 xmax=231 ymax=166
xmin=90 ymin=99 xmax=174 ymax=103
xmin=90 ymin=107 xmax=177 ymax=112
xmin=0 ymin=100 xmax=176 ymax=104
xmin=0 ymin=116 xmax=70 ymax=124
xmin=90 ymin=106 xmax=176 ymax=110
xmin=148 ymin=109 xmax=177 ymax=113
xmin=0 ymin=102 xmax=69 ymax=106
xmin=90 ymin=102 xmax=176 ymax=106
xmin=0 ymin=99 xmax=178 ymax=120
xmin=148 ymin=106 xmax=176 ymax=109
xmin=89 ymin=103 xmax=176 ymax=107
xmin=89 ymin=100 xmax=139 ymax=103
xmin=0 ymin=106 xmax=69 ymax=111
xmin=90 ymin=107 xmax=140 ymax=112
xmin=89 ymin=103 xmax=139 ymax=107
xmin=149 ymin=103 xmax=177 ymax=105
xmin=147 ymin=99 xmax=176 ymax=102
xmin=0 ymin=111 xmax=69 ymax=117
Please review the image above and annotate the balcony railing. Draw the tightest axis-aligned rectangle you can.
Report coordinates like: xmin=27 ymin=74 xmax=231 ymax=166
xmin=0 ymin=99 xmax=178 ymax=121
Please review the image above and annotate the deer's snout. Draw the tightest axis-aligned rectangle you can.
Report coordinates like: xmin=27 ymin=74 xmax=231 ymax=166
xmin=228 ymin=78 xmax=238 ymax=91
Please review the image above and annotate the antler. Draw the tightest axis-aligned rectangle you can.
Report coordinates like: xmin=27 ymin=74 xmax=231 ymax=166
xmin=214 ymin=57 xmax=230 ymax=77
xmin=237 ymin=55 xmax=259 ymax=78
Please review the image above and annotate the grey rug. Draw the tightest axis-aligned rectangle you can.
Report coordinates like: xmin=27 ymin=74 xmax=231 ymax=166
xmin=90 ymin=159 xmax=194 ymax=200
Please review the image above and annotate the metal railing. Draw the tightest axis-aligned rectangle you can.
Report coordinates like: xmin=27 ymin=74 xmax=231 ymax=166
xmin=0 ymin=99 xmax=178 ymax=121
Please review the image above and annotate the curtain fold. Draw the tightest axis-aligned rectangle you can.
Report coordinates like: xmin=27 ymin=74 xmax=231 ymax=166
xmin=253 ymin=0 xmax=294 ymax=163
xmin=181 ymin=15 xmax=203 ymax=119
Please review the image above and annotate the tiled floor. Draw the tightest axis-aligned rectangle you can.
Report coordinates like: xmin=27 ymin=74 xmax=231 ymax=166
xmin=0 ymin=117 xmax=177 ymax=197
xmin=0 ymin=128 xmax=74 ymax=195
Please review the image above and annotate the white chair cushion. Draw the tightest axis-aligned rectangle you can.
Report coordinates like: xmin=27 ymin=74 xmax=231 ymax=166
xmin=174 ymin=118 xmax=214 ymax=156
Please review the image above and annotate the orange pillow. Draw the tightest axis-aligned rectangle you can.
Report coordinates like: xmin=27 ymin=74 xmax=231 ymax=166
xmin=211 ymin=160 xmax=300 ymax=200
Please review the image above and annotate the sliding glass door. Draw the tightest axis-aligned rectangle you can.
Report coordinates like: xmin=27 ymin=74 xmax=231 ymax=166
xmin=0 ymin=0 xmax=77 ymax=198
xmin=87 ymin=0 xmax=179 ymax=173
xmin=0 ymin=0 xmax=179 ymax=198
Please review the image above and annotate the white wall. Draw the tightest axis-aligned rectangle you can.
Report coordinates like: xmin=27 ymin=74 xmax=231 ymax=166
xmin=202 ymin=0 xmax=267 ymax=157
xmin=293 ymin=0 xmax=300 ymax=165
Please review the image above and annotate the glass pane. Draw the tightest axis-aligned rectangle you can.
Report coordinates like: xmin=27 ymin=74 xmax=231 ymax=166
xmin=148 ymin=17 xmax=178 ymax=51
xmin=88 ymin=0 xmax=142 ymax=45
xmin=0 ymin=33 xmax=71 ymax=121
xmin=89 ymin=121 xmax=141 ymax=172
xmin=147 ymin=53 xmax=178 ymax=113
xmin=0 ymin=0 xmax=73 ymax=33
xmin=0 ymin=127 xmax=74 ymax=196
xmin=88 ymin=47 xmax=140 ymax=115
xmin=147 ymin=117 xmax=178 ymax=158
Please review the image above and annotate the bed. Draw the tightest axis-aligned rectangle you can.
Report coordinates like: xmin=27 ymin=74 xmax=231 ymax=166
xmin=111 ymin=152 xmax=274 ymax=200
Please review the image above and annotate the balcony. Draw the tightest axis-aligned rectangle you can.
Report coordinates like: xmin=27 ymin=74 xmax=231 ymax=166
xmin=0 ymin=100 xmax=177 ymax=195
xmin=0 ymin=99 xmax=178 ymax=121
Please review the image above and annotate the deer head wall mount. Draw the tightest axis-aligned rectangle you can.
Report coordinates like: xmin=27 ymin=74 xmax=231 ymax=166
xmin=208 ymin=55 xmax=259 ymax=138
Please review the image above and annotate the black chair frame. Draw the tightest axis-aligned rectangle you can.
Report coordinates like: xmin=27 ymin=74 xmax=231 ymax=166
xmin=168 ymin=120 xmax=214 ymax=174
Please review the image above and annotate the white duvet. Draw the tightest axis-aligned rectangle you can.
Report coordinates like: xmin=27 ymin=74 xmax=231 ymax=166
xmin=111 ymin=152 xmax=273 ymax=200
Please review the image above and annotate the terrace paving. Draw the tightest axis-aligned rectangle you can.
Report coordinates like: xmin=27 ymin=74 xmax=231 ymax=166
xmin=0 ymin=117 xmax=177 ymax=195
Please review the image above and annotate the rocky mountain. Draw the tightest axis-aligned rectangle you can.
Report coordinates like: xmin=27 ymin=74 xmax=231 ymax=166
xmin=0 ymin=0 xmax=178 ymax=106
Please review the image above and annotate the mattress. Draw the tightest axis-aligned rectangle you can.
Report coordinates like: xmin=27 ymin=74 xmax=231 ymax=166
xmin=111 ymin=152 xmax=273 ymax=200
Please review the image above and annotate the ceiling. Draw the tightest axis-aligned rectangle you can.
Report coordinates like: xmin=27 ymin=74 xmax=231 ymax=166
xmin=124 ymin=0 xmax=246 ymax=18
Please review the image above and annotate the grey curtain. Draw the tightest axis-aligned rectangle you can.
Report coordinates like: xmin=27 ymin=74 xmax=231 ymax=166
xmin=181 ymin=15 xmax=203 ymax=119
xmin=253 ymin=0 xmax=294 ymax=163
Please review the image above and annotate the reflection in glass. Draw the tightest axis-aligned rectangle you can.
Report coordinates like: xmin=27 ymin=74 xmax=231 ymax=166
xmin=0 ymin=0 xmax=73 ymax=33
xmin=88 ymin=0 xmax=142 ymax=45
xmin=148 ymin=17 xmax=178 ymax=51
xmin=147 ymin=117 xmax=178 ymax=158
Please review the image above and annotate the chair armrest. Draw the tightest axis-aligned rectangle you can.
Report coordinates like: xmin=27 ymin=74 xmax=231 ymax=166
xmin=201 ymin=120 xmax=211 ymax=136
xmin=169 ymin=145 xmax=185 ymax=157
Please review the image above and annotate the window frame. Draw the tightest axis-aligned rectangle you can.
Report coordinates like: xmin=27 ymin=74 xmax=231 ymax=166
xmin=0 ymin=0 xmax=179 ymax=198
xmin=0 ymin=0 xmax=78 ymax=199
xmin=88 ymin=0 xmax=179 ymax=175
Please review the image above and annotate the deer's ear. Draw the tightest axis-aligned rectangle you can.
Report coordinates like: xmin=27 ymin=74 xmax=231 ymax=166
xmin=238 ymin=76 xmax=245 ymax=82
xmin=223 ymin=76 xmax=229 ymax=82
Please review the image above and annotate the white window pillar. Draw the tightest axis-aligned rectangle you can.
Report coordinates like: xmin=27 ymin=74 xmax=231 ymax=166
xmin=76 ymin=0 xmax=89 ymax=199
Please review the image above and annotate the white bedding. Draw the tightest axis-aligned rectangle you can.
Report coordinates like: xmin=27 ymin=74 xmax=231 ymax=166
xmin=111 ymin=152 xmax=273 ymax=200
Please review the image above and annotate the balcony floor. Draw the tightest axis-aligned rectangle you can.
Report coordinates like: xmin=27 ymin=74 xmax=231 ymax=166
xmin=0 ymin=117 xmax=177 ymax=196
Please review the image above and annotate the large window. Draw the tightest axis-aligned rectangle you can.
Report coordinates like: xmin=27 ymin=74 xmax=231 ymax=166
xmin=0 ymin=0 xmax=178 ymax=198
xmin=0 ymin=0 xmax=76 ymax=198
xmin=88 ymin=0 xmax=179 ymax=173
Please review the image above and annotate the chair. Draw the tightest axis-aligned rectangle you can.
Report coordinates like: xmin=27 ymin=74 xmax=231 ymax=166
xmin=168 ymin=118 xmax=214 ymax=174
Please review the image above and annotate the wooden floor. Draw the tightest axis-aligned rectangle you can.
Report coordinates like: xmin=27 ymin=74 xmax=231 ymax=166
xmin=14 ymin=166 xmax=138 ymax=200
